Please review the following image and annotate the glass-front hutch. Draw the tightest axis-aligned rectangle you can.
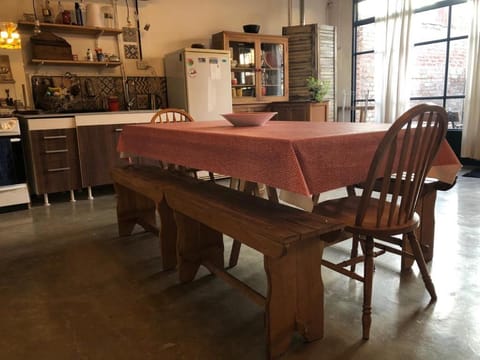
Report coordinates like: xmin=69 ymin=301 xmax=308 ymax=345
xmin=211 ymin=31 xmax=289 ymax=107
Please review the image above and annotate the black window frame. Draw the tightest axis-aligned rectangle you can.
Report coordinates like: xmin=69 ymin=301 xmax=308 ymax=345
xmin=351 ymin=0 xmax=468 ymax=123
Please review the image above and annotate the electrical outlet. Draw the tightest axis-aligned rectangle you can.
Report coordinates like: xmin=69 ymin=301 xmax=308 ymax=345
xmin=136 ymin=60 xmax=149 ymax=70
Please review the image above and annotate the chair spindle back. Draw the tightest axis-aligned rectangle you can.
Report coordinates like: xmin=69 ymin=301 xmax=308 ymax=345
xmin=356 ymin=104 xmax=448 ymax=228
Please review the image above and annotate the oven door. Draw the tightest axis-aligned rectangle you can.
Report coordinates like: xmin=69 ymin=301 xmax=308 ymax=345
xmin=0 ymin=136 xmax=26 ymax=186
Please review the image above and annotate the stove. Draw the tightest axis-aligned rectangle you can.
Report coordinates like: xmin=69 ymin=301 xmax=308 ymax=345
xmin=0 ymin=108 xmax=15 ymax=118
xmin=0 ymin=117 xmax=30 ymax=210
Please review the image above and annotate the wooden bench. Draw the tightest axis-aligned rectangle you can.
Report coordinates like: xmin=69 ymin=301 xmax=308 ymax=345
xmin=162 ymin=178 xmax=344 ymax=359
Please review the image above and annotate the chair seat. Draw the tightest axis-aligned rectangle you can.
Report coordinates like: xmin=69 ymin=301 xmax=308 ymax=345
xmin=314 ymin=196 xmax=420 ymax=239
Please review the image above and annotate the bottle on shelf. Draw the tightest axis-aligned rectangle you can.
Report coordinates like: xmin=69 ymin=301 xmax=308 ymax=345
xmin=86 ymin=48 xmax=94 ymax=61
xmin=42 ymin=0 xmax=54 ymax=23
xmin=75 ymin=2 xmax=83 ymax=25
xmin=55 ymin=1 xmax=64 ymax=24
xmin=79 ymin=0 xmax=87 ymax=26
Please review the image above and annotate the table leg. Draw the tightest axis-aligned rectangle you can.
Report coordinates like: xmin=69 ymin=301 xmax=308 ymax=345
xmin=174 ymin=212 xmax=224 ymax=283
xmin=401 ymin=186 xmax=437 ymax=271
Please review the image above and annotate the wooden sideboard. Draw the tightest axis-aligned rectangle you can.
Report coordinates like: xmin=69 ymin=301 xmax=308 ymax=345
xmin=270 ymin=101 xmax=329 ymax=122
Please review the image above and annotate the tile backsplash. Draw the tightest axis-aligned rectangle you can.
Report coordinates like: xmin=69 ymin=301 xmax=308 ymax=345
xmin=31 ymin=75 xmax=166 ymax=113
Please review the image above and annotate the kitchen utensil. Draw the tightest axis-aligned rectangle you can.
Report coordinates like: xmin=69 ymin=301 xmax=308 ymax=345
xmin=84 ymin=79 xmax=95 ymax=97
xmin=70 ymin=83 xmax=81 ymax=96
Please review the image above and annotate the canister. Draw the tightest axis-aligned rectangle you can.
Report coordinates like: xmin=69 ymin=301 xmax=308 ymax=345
xmin=108 ymin=96 xmax=120 ymax=111
xmin=86 ymin=3 xmax=103 ymax=27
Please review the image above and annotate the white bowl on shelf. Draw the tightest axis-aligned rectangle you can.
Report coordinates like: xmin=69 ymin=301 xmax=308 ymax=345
xmin=221 ymin=112 xmax=277 ymax=127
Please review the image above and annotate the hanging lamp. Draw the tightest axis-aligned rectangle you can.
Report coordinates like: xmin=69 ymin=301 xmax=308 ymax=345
xmin=0 ymin=23 xmax=21 ymax=50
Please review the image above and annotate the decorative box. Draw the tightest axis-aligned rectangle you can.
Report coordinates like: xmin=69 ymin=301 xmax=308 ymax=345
xmin=30 ymin=31 xmax=73 ymax=60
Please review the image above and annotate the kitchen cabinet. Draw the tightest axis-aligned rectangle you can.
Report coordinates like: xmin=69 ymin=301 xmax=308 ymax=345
xmin=212 ymin=31 xmax=289 ymax=106
xmin=76 ymin=124 xmax=128 ymax=187
xmin=18 ymin=21 xmax=122 ymax=67
xmin=75 ymin=112 xmax=155 ymax=188
xmin=233 ymin=103 xmax=271 ymax=113
xmin=23 ymin=117 xmax=82 ymax=196
xmin=270 ymin=101 xmax=329 ymax=122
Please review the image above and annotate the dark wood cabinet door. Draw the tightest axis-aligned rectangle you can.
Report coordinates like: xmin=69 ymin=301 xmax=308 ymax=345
xmin=77 ymin=124 xmax=130 ymax=187
xmin=29 ymin=129 xmax=82 ymax=194
xmin=271 ymin=103 xmax=308 ymax=121
xmin=270 ymin=101 xmax=328 ymax=122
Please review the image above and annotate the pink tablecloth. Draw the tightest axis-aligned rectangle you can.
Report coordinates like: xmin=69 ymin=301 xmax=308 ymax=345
xmin=117 ymin=120 xmax=461 ymax=196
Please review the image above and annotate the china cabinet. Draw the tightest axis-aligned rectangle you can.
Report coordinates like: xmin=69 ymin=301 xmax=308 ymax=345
xmin=211 ymin=31 xmax=289 ymax=108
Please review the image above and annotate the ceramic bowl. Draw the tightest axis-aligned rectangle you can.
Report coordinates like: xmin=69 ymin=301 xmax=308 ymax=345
xmin=243 ymin=24 xmax=260 ymax=33
xmin=221 ymin=112 xmax=277 ymax=127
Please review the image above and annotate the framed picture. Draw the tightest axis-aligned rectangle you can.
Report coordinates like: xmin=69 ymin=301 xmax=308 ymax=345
xmin=0 ymin=55 xmax=14 ymax=83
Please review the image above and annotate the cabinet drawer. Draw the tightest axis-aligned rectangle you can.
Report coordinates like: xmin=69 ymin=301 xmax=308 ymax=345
xmin=28 ymin=128 xmax=81 ymax=194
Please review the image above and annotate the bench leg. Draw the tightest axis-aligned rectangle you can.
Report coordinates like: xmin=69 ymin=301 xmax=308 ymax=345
xmin=174 ymin=212 xmax=224 ymax=283
xmin=264 ymin=238 xmax=324 ymax=359
xmin=114 ymin=183 xmax=156 ymax=237
xmin=114 ymin=182 xmax=177 ymax=271
xmin=158 ymin=198 xmax=177 ymax=271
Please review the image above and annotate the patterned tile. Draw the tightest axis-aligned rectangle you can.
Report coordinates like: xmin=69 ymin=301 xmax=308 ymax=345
xmin=122 ymin=27 xmax=138 ymax=42
xmin=31 ymin=75 xmax=166 ymax=111
xmin=124 ymin=45 xmax=139 ymax=59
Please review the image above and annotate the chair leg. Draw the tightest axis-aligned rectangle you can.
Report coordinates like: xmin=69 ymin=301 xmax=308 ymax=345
xmin=362 ymin=235 xmax=374 ymax=340
xmin=350 ymin=235 xmax=359 ymax=272
xmin=406 ymin=232 xmax=437 ymax=301
xmin=229 ymin=240 xmax=241 ymax=268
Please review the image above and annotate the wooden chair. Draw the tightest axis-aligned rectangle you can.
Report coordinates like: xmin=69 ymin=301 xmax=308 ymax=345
xmin=150 ymin=108 xmax=215 ymax=181
xmin=313 ymin=104 xmax=448 ymax=340
xmin=150 ymin=108 xmax=195 ymax=124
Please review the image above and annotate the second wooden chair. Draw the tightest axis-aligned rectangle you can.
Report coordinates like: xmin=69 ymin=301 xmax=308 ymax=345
xmin=150 ymin=108 xmax=215 ymax=181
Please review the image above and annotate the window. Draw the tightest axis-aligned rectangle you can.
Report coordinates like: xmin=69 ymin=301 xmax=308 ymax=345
xmin=352 ymin=0 xmax=469 ymax=127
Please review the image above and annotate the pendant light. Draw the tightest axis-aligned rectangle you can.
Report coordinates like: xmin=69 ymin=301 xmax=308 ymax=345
xmin=0 ymin=23 xmax=21 ymax=50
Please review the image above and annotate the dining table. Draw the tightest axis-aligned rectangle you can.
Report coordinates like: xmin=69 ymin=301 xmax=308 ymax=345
xmin=116 ymin=119 xmax=461 ymax=354
xmin=117 ymin=120 xmax=460 ymax=196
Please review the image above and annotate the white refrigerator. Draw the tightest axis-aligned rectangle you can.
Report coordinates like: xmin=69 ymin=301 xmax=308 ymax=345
xmin=164 ymin=48 xmax=233 ymax=121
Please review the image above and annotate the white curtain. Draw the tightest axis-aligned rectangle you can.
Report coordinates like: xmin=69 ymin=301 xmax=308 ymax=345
xmin=374 ymin=0 xmax=413 ymax=124
xmin=461 ymin=0 xmax=480 ymax=160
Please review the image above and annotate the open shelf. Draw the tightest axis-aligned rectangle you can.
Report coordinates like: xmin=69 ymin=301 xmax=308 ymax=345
xmin=18 ymin=21 xmax=122 ymax=36
xmin=31 ymin=59 xmax=122 ymax=67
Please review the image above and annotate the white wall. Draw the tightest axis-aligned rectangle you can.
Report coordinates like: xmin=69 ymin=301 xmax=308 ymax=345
xmin=133 ymin=0 xmax=328 ymax=76
xmin=0 ymin=49 xmax=27 ymax=107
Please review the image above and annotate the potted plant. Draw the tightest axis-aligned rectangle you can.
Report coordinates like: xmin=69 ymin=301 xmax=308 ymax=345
xmin=306 ymin=76 xmax=330 ymax=102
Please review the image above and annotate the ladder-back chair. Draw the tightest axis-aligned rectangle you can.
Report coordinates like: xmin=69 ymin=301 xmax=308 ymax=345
xmin=313 ymin=103 xmax=448 ymax=339
xmin=150 ymin=108 xmax=215 ymax=181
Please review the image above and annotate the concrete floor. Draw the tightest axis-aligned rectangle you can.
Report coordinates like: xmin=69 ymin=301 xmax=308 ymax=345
xmin=0 ymin=171 xmax=479 ymax=360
